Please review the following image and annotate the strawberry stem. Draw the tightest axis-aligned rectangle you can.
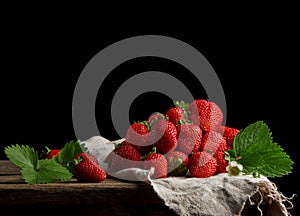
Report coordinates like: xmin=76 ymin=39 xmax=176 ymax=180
xmin=141 ymin=147 xmax=157 ymax=160
xmin=174 ymin=100 xmax=190 ymax=120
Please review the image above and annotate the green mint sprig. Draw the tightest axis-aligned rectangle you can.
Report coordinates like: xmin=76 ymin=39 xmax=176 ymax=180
xmin=225 ymin=121 xmax=294 ymax=178
xmin=4 ymin=140 xmax=83 ymax=184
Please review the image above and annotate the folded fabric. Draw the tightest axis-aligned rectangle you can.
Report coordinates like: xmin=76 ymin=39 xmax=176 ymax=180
xmin=82 ymin=136 xmax=293 ymax=215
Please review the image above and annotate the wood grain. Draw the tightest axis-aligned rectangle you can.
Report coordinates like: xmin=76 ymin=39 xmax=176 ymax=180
xmin=0 ymin=160 xmax=177 ymax=215
xmin=0 ymin=160 xmax=21 ymax=175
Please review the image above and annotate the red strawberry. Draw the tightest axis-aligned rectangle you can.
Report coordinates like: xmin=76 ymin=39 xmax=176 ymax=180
xmin=214 ymin=150 xmax=228 ymax=173
xmin=218 ymin=125 xmax=240 ymax=148
xmin=126 ymin=122 xmax=150 ymax=154
xmin=45 ymin=147 xmax=60 ymax=159
xmin=74 ymin=152 xmax=106 ymax=183
xmin=148 ymin=119 xmax=177 ymax=154
xmin=176 ymin=122 xmax=202 ymax=155
xmin=165 ymin=151 xmax=189 ymax=176
xmin=126 ymin=122 xmax=149 ymax=144
xmin=165 ymin=100 xmax=189 ymax=126
xmin=200 ymin=130 xmax=227 ymax=155
xmin=214 ymin=150 xmax=229 ymax=173
xmin=189 ymin=99 xmax=223 ymax=132
xmin=143 ymin=148 xmax=167 ymax=179
xmin=166 ymin=107 xmax=185 ymax=126
xmin=189 ymin=151 xmax=217 ymax=178
xmin=110 ymin=141 xmax=142 ymax=171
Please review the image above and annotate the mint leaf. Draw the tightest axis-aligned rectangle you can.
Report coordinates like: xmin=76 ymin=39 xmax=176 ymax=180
xmin=5 ymin=144 xmax=38 ymax=169
xmin=21 ymin=159 xmax=73 ymax=184
xmin=58 ymin=140 xmax=82 ymax=165
xmin=229 ymin=121 xmax=294 ymax=178
xmin=233 ymin=121 xmax=272 ymax=157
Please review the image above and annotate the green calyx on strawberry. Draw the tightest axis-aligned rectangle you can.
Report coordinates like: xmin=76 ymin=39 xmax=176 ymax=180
xmin=213 ymin=149 xmax=228 ymax=174
xmin=126 ymin=121 xmax=149 ymax=144
xmin=126 ymin=121 xmax=151 ymax=154
xmin=143 ymin=147 xmax=167 ymax=179
xmin=165 ymin=100 xmax=190 ymax=126
xmin=44 ymin=146 xmax=61 ymax=159
xmin=165 ymin=151 xmax=189 ymax=177
xmin=74 ymin=152 xmax=106 ymax=183
xmin=148 ymin=112 xmax=166 ymax=127
xmin=109 ymin=140 xmax=142 ymax=171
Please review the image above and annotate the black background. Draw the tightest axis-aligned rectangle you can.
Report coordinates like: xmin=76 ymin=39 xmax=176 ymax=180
xmin=1 ymin=7 xmax=299 ymax=214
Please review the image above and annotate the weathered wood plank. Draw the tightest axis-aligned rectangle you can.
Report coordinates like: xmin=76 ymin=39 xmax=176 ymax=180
xmin=0 ymin=160 xmax=20 ymax=175
xmin=0 ymin=160 xmax=166 ymax=207
xmin=0 ymin=175 xmax=24 ymax=183
xmin=0 ymin=180 xmax=163 ymax=206
xmin=0 ymin=203 xmax=177 ymax=216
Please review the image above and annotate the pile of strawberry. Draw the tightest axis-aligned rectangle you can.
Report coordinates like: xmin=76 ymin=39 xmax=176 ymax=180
xmin=105 ymin=99 xmax=240 ymax=179
xmin=5 ymin=98 xmax=293 ymax=184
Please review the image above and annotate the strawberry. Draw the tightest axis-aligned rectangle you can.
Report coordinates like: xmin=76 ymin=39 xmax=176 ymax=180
xmin=165 ymin=100 xmax=189 ymax=126
xmin=74 ymin=152 xmax=106 ymax=183
xmin=165 ymin=107 xmax=185 ymax=126
xmin=110 ymin=141 xmax=142 ymax=171
xmin=126 ymin=122 xmax=149 ymax=145
xmin=189 ymin=151 xmax=217 ymax=178
xmin=218 ymin=125 xmax=240 ymax=148
xmin=143 ymin=148 xmax=167 ymax=179
xmin=165 ymin=151 xmax=189 ymax=176
xmin=189 ymin=99 xmax=223 ymax=132
xmin=126 ymin=122 xmax=151 ymax=154
xmin=44 ymin=146 xmax=60 ymax=159
xmin=214 ymin=149 xmax=228 ymax=173
xmin=176 ymin=122 xmax=202 ymax=155
xmin=200 ymin=130 xmax=227 ymax=155
xmin=148 ymin=119 xmax=177 ymax=154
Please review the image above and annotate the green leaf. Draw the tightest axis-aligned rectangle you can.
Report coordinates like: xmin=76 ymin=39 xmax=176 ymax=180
xmin=58 ymin=140 xmax=82 ymax=165
xmin=231 ymin=121 xmax=294 ymax=178
xmin=21 ymin=159 xmax=73 ymax=184
xmin=5 ymin=144 xmax=73 ymax=184
xmin=233 ymin=121 xmax=272 ymax=157
xmin=5 ymin=144 xmax=38 ymax=169
xmin=240 ymin=142 xmax=294 ymax=178
xmin=238 ymin=144 xmax=264 ymax=174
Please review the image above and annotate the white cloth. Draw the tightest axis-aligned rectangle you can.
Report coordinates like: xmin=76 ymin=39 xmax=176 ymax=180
xmin=82 ymin=136 xmax=293 ymax=216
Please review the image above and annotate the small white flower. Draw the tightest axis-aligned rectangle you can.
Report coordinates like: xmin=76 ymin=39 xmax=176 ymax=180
xmin=226 ymin=161 xmax=243 ymax=176
xmin=230 ymin=161 xmax=238 ymax=167
xmin=237 ymin=164 xmax=243 ymax=171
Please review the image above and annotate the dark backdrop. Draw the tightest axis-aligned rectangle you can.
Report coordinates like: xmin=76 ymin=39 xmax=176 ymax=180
xmin=1 ymin=9 xmax=299 ymax=213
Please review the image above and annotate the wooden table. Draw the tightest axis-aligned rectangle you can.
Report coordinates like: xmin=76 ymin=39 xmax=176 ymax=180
xmin=0 ymin=160 xmax=176 ymax=215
